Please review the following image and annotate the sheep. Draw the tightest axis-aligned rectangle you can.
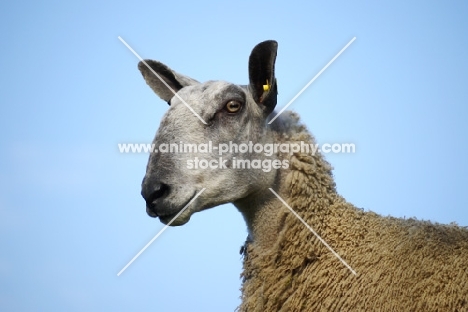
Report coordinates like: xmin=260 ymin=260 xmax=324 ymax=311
xmin=138 ymin=40 xmax=468 ymax=311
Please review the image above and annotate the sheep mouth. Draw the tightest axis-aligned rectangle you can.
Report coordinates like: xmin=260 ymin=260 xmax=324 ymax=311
xmin=152 ymin=193 xmax=198 ymax=226
xmin=158 ymin=211 xmax=191 ymax=226
xmin=157 ymin=205 xmax=194 ymax=226
xmin=146 ymin=206 xmax=192 ymax=225
xmin=146 ymin=205 xmax=159 ymax=218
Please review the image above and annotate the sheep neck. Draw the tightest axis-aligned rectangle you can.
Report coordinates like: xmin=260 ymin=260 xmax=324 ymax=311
xmin=234 ymin=170 xmax=289 ymax=249
xmin=235 ymin=112 xmax=338 ymax=250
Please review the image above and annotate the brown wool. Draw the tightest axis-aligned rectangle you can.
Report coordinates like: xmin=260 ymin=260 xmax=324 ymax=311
xmin=238 ymin=113 xmax=468 ymax=311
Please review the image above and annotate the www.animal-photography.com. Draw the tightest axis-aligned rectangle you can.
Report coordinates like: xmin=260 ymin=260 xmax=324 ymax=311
xmin=1 ymin=1 xmax=467 ymax=311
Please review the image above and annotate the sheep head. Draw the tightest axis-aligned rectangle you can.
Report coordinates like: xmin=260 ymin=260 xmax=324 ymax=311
xmin=140 ymin=40 xmax=280 ymax=225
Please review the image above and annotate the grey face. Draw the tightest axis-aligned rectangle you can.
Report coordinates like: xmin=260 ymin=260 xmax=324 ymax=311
xmin=139 ymin=41 xmax=279 ymax=225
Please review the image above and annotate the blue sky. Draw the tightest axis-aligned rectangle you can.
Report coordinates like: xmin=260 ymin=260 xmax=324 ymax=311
xmin=1 ymin=1 xmax=467 ymax=311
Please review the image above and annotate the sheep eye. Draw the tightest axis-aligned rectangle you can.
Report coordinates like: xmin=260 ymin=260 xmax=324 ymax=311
xmin=225 ymin=100 xmax=242 ymax=113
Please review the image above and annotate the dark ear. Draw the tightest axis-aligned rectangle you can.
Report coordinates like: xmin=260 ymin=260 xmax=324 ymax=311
xmin=248 ymin=40 xmax=278 ymax=114
xmin=138 ymin=60 xmax=199 ymax=104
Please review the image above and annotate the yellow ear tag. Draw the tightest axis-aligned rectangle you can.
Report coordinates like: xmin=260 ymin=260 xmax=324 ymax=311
xmin=263 ymin=79 xmax=270 ymax=91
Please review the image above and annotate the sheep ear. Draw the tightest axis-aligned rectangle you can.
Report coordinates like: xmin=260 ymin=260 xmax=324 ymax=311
xmin=138 ymin=60 xmax=199 ymax=105
xmin=248 ymin=40 xmax=278 ymax=114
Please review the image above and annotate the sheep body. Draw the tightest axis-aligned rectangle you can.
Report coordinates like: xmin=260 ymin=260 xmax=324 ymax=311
xmin=239 ymin=112 xmax=468 ymax=311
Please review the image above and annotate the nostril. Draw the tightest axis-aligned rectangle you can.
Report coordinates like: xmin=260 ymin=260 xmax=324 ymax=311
xmin=146 ymin=183 xmax=170 ymax=206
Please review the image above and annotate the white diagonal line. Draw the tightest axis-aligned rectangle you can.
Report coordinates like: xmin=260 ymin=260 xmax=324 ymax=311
xmin=268 ymin=37 xmax=356 ymax=124
xmin=268 ymin=188 xmax=357 ymax=275
xmin=117 ymin=188 xmax=206 ymax=276
xmin=118 ymin=36 xmax=207 ymax=125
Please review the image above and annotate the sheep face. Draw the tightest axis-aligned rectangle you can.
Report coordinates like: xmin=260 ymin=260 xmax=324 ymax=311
xmin=140 ymin=41 xmax=279 ymax=226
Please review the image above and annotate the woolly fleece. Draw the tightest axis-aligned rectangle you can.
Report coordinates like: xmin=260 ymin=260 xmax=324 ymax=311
xmin=238 ymin=113 xmax=468 ymax=311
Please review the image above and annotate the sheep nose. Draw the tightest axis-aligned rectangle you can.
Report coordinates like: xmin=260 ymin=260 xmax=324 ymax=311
xmin=141 ymin=180 xmax=170 ymax=216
